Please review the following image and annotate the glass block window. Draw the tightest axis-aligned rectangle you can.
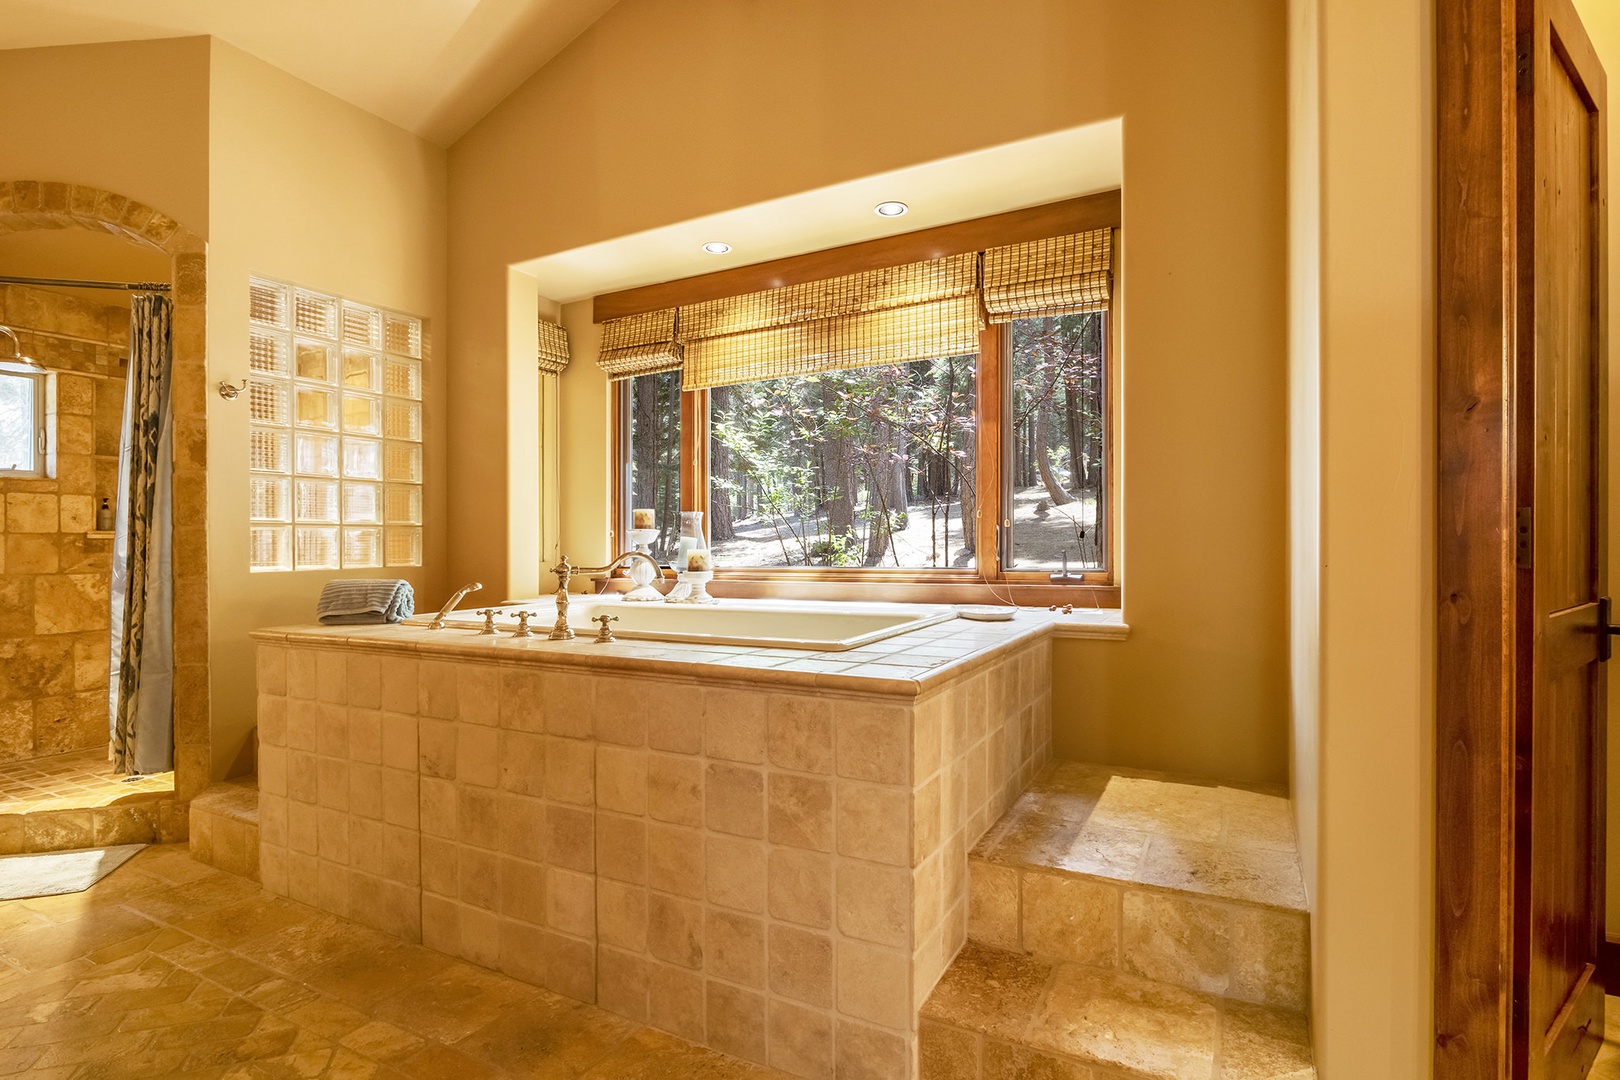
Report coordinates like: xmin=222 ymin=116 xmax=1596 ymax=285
xmin=248 ymin=277 xmax=424 ymax=571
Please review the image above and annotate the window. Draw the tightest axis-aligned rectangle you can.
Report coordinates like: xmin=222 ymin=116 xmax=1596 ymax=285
xmin=0 ymin=367 xmax=46 ymax=477
xmin=607 ymin=197 xmax=1117 ymax=595
xmin=246 ymin=277 xmax=424 ymax=572
xmin=709 ymin=356 xmax=976 ymax=569
xmin=1004 ymin=312 xmax=1108 ymax=571
xmin=622 ymin=369 xmax=682 ymax=562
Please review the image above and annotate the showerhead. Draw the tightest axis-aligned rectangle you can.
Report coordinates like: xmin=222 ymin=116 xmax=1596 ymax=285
xmin=0 ymin=326 xmax=39 ymax=369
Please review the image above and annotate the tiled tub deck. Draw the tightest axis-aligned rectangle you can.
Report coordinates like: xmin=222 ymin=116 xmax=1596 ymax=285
xmin=251 ymin=614 xmax=1055 ymax=1078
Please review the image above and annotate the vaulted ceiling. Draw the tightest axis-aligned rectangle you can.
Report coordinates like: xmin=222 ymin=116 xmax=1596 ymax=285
xmin=0 ymin=0 xmax=619 ymax=146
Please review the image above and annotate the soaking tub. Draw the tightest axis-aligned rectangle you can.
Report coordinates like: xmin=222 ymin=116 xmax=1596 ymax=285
xmin=405 ymin=596 xmax=957 ymax=651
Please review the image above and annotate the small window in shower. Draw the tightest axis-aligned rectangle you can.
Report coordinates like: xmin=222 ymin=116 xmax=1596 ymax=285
xmin=248 ymin=277 xmax=425 ymax=572
xmin=0 ymin=367 xmax=47 ymax=477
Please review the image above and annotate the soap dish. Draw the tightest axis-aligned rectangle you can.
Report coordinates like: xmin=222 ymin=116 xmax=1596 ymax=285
xmin=956 ymin=605 xmax=1017 ymax=622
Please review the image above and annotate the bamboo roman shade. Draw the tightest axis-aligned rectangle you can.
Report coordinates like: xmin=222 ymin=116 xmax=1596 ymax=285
xmin=536 ymin=318 xmax=570 ymax=375
xmin=982 ymin=228 xmax=1113 ymax=322
xmin=596 ymin=308 xmax=683 ymax=381
xmin=595 ymin=227 xmax=1114 ymax=386
xmin=679 ymin=253 xmax=981 ymax=390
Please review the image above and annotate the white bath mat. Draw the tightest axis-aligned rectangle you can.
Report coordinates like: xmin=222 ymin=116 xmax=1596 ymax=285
xmin=0 ymin=844 xmax=146 ymax=900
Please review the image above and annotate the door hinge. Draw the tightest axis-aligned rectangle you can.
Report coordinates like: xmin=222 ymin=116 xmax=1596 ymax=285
xmin=1515 ymin=33 xmax=1532 ymax=93
xmin=1600 ymin=598 xmax=1620 ymax=663
xmin=1516 ymin=507 xmax=1533 ymax=569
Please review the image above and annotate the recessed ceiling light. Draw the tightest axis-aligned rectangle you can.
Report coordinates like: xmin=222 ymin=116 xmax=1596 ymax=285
xmin=874 ymin=201 xmax=909 ymax=218
xmin=702 ymin=241 xmax=732 ymax=255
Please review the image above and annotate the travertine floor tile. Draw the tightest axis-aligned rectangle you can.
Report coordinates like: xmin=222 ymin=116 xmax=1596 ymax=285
xmin=0 ymin=748 xmax=172 ymax=815
xmin=0 ymin=844 xmax=797 ymax=1080
xmin=919 ymin=940 xmax=1052 ymax=1042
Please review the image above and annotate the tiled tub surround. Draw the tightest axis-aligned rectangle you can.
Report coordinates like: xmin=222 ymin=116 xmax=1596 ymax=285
xmin=252 ymin=614 xmax=1056 ymax=1078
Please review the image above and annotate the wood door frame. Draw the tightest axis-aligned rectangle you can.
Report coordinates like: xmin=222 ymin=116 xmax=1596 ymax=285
xmin=1436 ymin=0 xmax=1609 ymax=1075
xmin=1435 ymin=0 xmax=1521 ymax=1074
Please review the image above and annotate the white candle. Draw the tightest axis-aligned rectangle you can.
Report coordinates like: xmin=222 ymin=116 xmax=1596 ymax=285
xmin=632 ymin=508 xmax=655 ymax=530
xmin=687 ymin=550 xmax=711 ymax=572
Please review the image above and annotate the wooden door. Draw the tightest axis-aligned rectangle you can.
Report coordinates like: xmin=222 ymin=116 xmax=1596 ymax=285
xmin=1513 ymin=0 xmax=1608 ymax=1076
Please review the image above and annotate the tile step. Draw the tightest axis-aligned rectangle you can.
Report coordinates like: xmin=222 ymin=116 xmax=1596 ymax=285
xmin=966 ymin=761 xmax=1309 ymax=1012
xmin=919 ymin=940 xmax=1316 ymax=1080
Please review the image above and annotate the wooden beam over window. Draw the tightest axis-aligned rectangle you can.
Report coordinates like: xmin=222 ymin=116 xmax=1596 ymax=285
xmin=593 ymin=191 xmax=1123 ymax=323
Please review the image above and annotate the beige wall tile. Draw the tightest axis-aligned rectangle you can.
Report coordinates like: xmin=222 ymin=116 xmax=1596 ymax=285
xmin=348 ymin=708 xmax=382 ymax=765
xmin=287 ymin=700 xmax=319 ymax=751
xmin=383 ymin=768 xmax=419 ymax=830
xmin=913 ymin=775 xmax=941 ymax=866
xmin=288 ymin=650 xmax=317 ymax=700
xmin=706 ymin=979 xmax=767 ymax=1064
xmin=647 ymin=694 xmax=703 ymax=755
xmin=647 ymin=893 xmax=704 ymax=969
xmin=1021 ymin=872 xmax=1119 ymax=967
xmin=705 ymin=835 xmax=765 ymax=914
xmin=349 ymin=764 xmax=383 ymax=820
xmin=705 ymin=763 xmax=764 ymax=839
xmin=379 ymin=657 xmax=417 ymax=715
xmin=545 ymin=803 xmax=595 ymax=873
xmin=967 ymin=860 xmax=1020 ymax=952
xmin=288 ymin=751 xmax=318 ymax=803
xmin=1228 ymin=905 xmax=1310 ymax=1011
xmin=317 ymin=652 xmax=347 ymax=705
xmin=497 ymin=730 xmax=546 ymax=796
xmin=835 ymin=701 xmax=909 ymax=785
xmin=768 ymin=847 xmax=832 ymax=929
xmin=705 ymin=909 xmax=765 ymax=988
xmin=648 ymin=962 xmax=705 ymax=1042
xmin=598 ymin=946 xmax=649 ymax=1022
xmin=457 ymin=785 xmax=500 ymax=847
xmin=647 ymin=752 xmax=704 ymax=827
xmin=835 ymin=939 xmax=910 ymax=1029
xmin=769 ymin=998 xmax=835 ymax=1080
xmin=418 ymin=718 xmax=457 ymax=779
xmin=459 ymin=846 xmax=500 ymax=910
xmin=421 ymin=835 xmax=458 ymax=896
xmin=835 ymin=1019 xmax=909 ymax=1080
xmin=6 ymin=493 xmax=58 ymax=532
xmin=647 ymin=823 xmax=705 ymax=899
xmin=422 ymin=891 xmax=460 ymax=955
xmin=500 ymin=668 xmax=545 ymax=732
xmin=769 ymin=924 xmax=834 ymax=1008
xmin=766 ymin=695 xmax=834 ymax=775
xmin=546 ymin=867 xmax=596 ymax=937
xmin=596 ymin=811 xmax=646 ymax=885
xmin=350 ymin=818 xmax=386 ymax=877
xmin=596 ymin=745 xmax=647 ymax=815
xmin=545 ymin=736 xmax=595 ymax=805
xmin=457 ymin=724 xmax=499 ymax=788
xmin=419 ymin=777 xmax=457 ymax=839
xmin=704 ymin=688 xmax=767 ymax=764
xmin=497 ymin=793 xmax=545 ymax=861
xmin=594 ymin=676 xmax=651 ymax=746
xmin=317 ymin=704 xmax=350 ymax=758
xmin=836 ymin=860 xmax=912 ymax=948
xmin=381 ymin=714 xmax=418 ymax=772
xmin=546 ymin=929 xmax=595 ymax=1000
xmin=457 ymin=665 xmax=500 ymax=726
xmin=768 ymin=773 xmax=833 ymax=853
xmin=498 ymin=855 xmax=547 ymax=927
xmin=418 ymin=661 xmax=457 ymax=720
xmin=598 ymin=879 xmax=648 ymax=952
xmin=835 ymin=783 xmax=910 ymax=867
xmin=347 ymin=654 xmax=382 ymax=710
xmin=543 ymin=671 xmax=595 ymax=738
xmin=317 ymin=758 xmax=350 ymax=812
xmin=498 ymin=915 xmax=544 ymax=985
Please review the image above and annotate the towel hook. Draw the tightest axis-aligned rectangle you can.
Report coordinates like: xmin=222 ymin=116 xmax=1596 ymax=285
xmin=218 ymin=377 xmax=248 ymax=400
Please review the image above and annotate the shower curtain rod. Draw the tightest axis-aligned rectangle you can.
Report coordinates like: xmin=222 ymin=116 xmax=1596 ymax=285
xmin=0 ymin=274 xmax=170 ymax=292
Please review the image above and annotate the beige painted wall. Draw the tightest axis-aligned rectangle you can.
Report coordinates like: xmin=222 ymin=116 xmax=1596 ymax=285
xmin=1301 ymin=0 xmax=1436 ymax=1074
xmin=1568 ymin=0 xmax=1620 ymax=941
xmin=205 ymin=40 xmax=449 ymax=777
xmin=448 ymin=0 xmax=1292 ymax=786
xmin=0 ymin=38 xmax=211 ymax=240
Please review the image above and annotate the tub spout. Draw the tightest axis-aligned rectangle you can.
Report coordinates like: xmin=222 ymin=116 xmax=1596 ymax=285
xmin=428 ymin=581 xmax=483 ymax=630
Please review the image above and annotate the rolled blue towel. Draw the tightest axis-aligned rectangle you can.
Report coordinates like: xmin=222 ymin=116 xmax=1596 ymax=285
xmin=316 ymin=579 xmax=414 ymax=625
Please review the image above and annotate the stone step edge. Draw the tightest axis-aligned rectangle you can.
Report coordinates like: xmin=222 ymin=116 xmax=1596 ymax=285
xmin=968 ymin=845 xmax=1310 ymax=918
xmin=917 ymin=940 xmax=1316 ymax=1080
xmin=189 ymin=780 xmax=260 ymax=826
xmin=966 ymin=860 xmax=1311 ymax=1014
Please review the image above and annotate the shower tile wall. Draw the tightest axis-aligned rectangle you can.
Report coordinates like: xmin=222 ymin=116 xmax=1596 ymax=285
xmin=0 ymin=285 xmax=127 ymax=763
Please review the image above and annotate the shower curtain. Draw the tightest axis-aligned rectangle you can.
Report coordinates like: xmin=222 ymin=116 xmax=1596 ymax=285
xmin=108 ymin=294 xmax=174 ymax=776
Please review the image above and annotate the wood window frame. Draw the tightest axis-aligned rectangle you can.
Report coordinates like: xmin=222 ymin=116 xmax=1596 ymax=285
xmin=607 ymin=192 xmax=1122 ymax=608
